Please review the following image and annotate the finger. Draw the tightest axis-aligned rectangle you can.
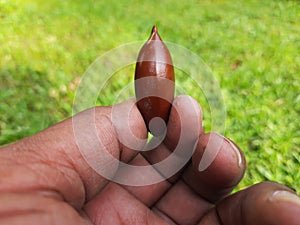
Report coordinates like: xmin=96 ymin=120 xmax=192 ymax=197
xmin=98 ymin=94 xmax=203 ymax=223
xmin=142 ymin=95 xmax=204 ymax=182
xmin=115 ymin=95 xmax=203 ymax=207
xmin=0 ymin=99 xmax=147 ymax=208
xmin=199 ymin=181 xmax=300 ymax=225
xmin=83 ymin=182 xmax=168 ymax=225
xmin=183 ymin=132 xmax=246 ymax=202
xmin=163 ymin=95 xmax=204 ymax=151
xmin=153 ymin=180 xmax=214 ymax=225
xmin=141 ymin=96 xmax=207 ymax=225
xmin=0 ymin=192 xmax=91 ymax=225
xmin=113 ymin=153 xmax=172 ymax=207
xmin=152 ymin=133 xmax=246 ymax=225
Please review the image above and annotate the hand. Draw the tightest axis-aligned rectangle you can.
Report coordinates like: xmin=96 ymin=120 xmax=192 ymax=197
xmin=0 ymin=95 xmax=299 ymax=225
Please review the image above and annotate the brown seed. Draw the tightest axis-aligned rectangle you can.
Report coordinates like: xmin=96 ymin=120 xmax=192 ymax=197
xmin=134 ymin=25 xmax=175 ymax=135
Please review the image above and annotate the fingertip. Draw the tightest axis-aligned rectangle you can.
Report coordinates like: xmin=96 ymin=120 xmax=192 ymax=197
xmin=128 ymin=99 xmax=148 ymax=140
xmin=269 ymin=189 xmax=300 ymax=224
xmin=192 ymin=133 xmax=246 ymax=188
xmin=111 ymin=99 xmax=148 ymax=161
xmin=181 ymin=133 xmax=246 ymax=202
xmin=172 ymin=95 xmax=203 ymax=122
xmin=164 ymin=95 xmax=204 ymax=150
xmin=216 ymin=181 xmax=300 ymax=225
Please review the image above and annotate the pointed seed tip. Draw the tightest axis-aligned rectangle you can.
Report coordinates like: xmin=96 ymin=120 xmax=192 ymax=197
xmin=152 ymin=25 xmax=158 ymax=33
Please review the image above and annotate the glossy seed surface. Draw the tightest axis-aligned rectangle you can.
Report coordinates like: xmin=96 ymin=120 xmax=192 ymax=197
xmin=134 ymin=25 xmax=175 ymax=134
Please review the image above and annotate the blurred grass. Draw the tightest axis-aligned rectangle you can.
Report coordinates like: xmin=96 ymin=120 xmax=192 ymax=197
xmin=0 ymin=0 xmax=299 ymax=193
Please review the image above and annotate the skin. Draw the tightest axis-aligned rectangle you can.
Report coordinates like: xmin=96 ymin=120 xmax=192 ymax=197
xmin=0 ymin=95 xmax=299 ymax=225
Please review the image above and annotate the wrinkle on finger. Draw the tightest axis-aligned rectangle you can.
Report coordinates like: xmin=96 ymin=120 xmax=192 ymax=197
xmin=142 ymin=143 xmax=187 ymax=184
xmin=114 ymin=153 xmax=171 ymax=207
xmin=154 ymin=180 xmax=214 ymax=225
xmin=83 ymin=183 xmax=167 ymax=225
xmin=0 ymin=192 xmax=91 ymax=225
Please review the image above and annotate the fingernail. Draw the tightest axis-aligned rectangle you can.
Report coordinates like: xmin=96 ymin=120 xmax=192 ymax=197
xmin=272 ymin=190 xmax=300 ymax=206
xmin=224 ymin=137 xmax=243 ymax=168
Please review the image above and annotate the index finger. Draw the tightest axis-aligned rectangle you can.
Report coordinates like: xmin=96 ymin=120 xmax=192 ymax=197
xmin=0 ymin=99 xmax=147 ymax=208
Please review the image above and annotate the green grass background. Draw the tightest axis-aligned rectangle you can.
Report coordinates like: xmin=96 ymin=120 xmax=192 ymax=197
xmin=1 ymin=0 xmax=299 ymax=193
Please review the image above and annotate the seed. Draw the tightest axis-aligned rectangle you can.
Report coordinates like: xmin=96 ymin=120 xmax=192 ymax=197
xmin=134 ymin=25 xmax=175 ymax=135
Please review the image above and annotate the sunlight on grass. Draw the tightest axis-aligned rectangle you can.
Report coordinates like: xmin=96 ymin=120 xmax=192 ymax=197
xmin=0 ymin=0 xmax=299 ymax=193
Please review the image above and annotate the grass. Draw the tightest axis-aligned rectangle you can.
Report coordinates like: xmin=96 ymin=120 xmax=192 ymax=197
xmin=0 ymin=0 xmax=299 ymax=193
